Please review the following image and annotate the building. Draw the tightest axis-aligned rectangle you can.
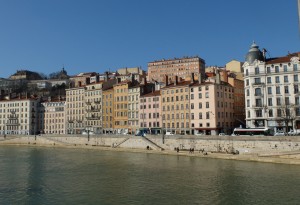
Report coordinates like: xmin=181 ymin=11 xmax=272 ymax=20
xmin=69 ymin=72 xmax=97 ymax=88
xmin=102 ymin=87 xmax=114 ymax=134
xmin=190 ymin=73 xmax=235 ymax=135
xmin=84 ymin=82 xmax=103 ymax=134
xmin=148 ymin=56 xmax=205 ymax=83
xmin=139 ymin=90 xmax=162 ymax=135
xmin=226 ymin=60 xmax=244 ymax=80
xmin=243 ymin=42 xmax=300 ymax=132
xmin=161 ymin=76 xmax=191 ymax=135
xmin=113 ymin=81 xmax=130 ymax=134
xmin=42 ymin=99 xmax=66 ymax=134
xmin=65 ymin=87 xmax=85 ymax=134
xmin=0 ymin=94 xmax=39 ymax=135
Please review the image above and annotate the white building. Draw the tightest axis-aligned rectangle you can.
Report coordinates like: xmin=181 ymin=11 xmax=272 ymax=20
xmin=0 ymin=96 xmax=39 ymax=135
xmin=244 ymin=42 xmax=300 ymax=132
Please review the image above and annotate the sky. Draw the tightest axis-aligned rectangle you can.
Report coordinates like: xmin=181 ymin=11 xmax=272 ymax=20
xmin=0 ymin=0 xmax=299 ymax=78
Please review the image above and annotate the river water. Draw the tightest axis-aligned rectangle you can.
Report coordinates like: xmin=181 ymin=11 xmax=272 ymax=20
xmin=0 ymin=146 xmax=300 ymax=205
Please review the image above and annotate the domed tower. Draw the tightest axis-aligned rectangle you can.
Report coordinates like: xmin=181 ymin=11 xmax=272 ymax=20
xmin=245 ymin=41 xmax=265 ymax=64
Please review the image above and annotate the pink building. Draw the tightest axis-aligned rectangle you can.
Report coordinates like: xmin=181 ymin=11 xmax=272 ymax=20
xmin=139 ymin=91 xmax=162 ymax=134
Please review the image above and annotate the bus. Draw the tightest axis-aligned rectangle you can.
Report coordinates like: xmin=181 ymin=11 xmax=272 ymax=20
xmin=232 ymin=128 xmax=274 ymax=136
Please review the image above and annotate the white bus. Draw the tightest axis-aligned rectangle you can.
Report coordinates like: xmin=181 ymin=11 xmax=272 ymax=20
xmin=232 ymin=128 xmax=273 ymax=136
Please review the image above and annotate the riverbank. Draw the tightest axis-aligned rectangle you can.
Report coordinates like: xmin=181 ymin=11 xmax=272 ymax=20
xmin=1 ymin=135 xmax=300 ymax=165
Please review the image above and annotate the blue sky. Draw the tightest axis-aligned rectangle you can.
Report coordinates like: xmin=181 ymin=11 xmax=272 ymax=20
xmin=0 ymin=0 xmax=299 ymax=78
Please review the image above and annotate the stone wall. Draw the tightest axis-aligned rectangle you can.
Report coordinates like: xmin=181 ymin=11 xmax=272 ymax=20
xmin=1 ymin=135 xmax=300 ymax=155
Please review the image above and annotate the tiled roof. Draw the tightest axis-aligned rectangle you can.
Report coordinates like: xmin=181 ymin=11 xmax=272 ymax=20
xmin=141 ymin=90 xmax=160 ymax=97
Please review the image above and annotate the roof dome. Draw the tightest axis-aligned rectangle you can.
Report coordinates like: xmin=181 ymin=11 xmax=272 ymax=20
xmin=245 ymin=41 xmax=264 ymax=64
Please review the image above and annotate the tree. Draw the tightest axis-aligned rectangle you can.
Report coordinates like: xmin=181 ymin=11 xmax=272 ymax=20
xmin=276 ymin=101 xmax=296 ymax=132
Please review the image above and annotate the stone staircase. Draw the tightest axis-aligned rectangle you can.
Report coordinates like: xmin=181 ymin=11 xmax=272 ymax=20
xmin=112 ymin=137 xmax=130 ymax=148
xmin=141 ymin=136 xmax=164 ymax=151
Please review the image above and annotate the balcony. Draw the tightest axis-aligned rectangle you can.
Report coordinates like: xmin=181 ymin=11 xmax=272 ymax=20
xmin=94 ymin=100 xmax=101 ymax=104
xmin=86 ymin=102 xmax=92 ymax=105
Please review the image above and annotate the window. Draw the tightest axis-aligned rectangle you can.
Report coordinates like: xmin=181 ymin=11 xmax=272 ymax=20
xmin=199 ymin=112 xmax=202 ymax=119
xmin=284 ymin=76 xmax=288 ymax=82
xmin=206 ymin=112 xmax=210 ymax=119
xmin=198 ymin=93 xmax=202 ymax=99
xmin=254 ymin=78 xmax=261 ymax=84
xmin=199 ymin=103 xmax=202 ymax=109
xmin=256 ymin=109 xmax=262 ymax=117
xmin=247 ymin=111 xmax=250 ymax=118
xmin=245 ymin=69 xmax=249 ymax=76
xmin=255 ymin=88 xmax=261 ymax=96
xmin=269 ymin=109 xmax=273 ymax=117
xmin=267 ymin=67 xmax=271 ymax=73
xmin=198 ymin=87 xmax=202 ymax=91
xmin=206 ymin=102 xmax=209 ymax=108
xmin=267 ymin=87 xmax=272 ymax=94
xmin=285 ymin=97 xmax=290 ymax=105
xmin=255 ymin=67 xmax=259 ymax=74
xmin=247 ymin=99 xmax=250 ymax=107
xmin=246 ymin=89 xmax=249 ymax=96
xmin=191 ymin=103 xmax=194 ymax=109
xmin=256 ymin=99 xmax=262 ymax=107
xmin=284 ymin=86 xmax=289 ymax=94
xmin=276 ymin=98 xmax=281 ymax=106
xmin=206 ymin=123 xmax=210 ymax=127
xmin=191 ymin=94 xmax=194 ymax=99
xmin=296 ymin=97 xmax=300 ymax=105
xmin=293 ymin=64 xmax=298 ymax=71
xmin=275 ymin=76 xmax=280 ymax=83
xmin=276 ymin=86 xmax=280 ymax=94
xmin=275 ymin=66 xmax=279 ymax=73
xmin=294 ymin=85 xmax=299 ymax=94
xmin=246 ymin=79 xmax=249 ymax=86
xmin=294 ymin=75 xmax=298 ymax=82
xmin=268 ymin=98 xmax=273 ymax=106
xmin=284 ymin=65 xmax=288 ymax=72
xmin=267 ymin=77 xmax=272 ymax=84
xmin=205 ymin=92 xmax=209 ymax=98
xmin=277 ymin=109 xmax=282 ymax=117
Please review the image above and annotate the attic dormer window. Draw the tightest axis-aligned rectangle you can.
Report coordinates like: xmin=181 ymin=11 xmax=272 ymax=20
xmin=255 ymin=67 xmax=259 ymax=74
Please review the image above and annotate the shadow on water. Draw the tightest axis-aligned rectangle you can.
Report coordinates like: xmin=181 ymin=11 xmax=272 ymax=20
xmin=24 ymin=148 xmax=47 ymax=204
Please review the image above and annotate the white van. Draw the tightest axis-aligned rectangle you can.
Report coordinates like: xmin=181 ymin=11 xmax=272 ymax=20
xmin=166 ymin=132 xmax=174 ymax=136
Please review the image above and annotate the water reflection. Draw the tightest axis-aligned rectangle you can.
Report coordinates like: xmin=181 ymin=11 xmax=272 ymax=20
xmin=0 ymin=146 xmax=299 ymax=205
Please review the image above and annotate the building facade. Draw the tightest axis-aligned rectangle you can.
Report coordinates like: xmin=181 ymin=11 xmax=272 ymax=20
xmin=102 ymin=88 xmax=114 ymax=134
xmin=84 ymin=82 xmax=103 ymax=134
xmin=161 ymin=76 xmax=191 ymax=135
xmin=148 ymin=56 xmax=205 ymax=83
xmin=42 ymin=100 xmax=66 ymax=134
xmin=244 ymin=42 xmax=300 ymax=132
xmin=139 ymin=91 xmax=162 ymax=135
xmin=0 ymin=96 xmax=39 ymax=135
xmin=66 ymin=87 xmax=85 ymax=134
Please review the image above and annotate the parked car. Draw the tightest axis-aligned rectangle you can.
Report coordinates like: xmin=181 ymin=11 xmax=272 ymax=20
xmin=219 ymin=133 xmax=226 ymax=136
xmin=288 ymin=130 xmax=297 ymax=136
xmin=195 ymin=132 xmax=205 ymax=136
xmin=82 ymin=131 xmax=95 ymax=135
xmin=274 ymin=131 xmax=285 ymax=136
xmin=166 ymin=132 xmax=174 ymax=136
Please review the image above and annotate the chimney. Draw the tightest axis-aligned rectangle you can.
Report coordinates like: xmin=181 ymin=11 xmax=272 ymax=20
xmin=174 ymin=76 xmax=178 ymax=86
xmin=199 ymin=73 xmax=202 ymax=84
xmin=165 ymin=75 xmax=168 ymax=86
xmin=191 ymin=73 xmax=195 ymax=83
xmin=216 ymin=71 xmax=221 ymax=84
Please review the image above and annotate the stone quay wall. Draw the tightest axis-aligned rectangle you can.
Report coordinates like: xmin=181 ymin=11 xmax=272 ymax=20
xmin=1 ymin=134 xmax=300 ymax=155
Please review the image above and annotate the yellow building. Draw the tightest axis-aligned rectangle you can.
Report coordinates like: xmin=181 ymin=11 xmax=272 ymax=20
xmin=113 ymin=81 xmax=130 ymax=134
xmin=161 ymin=76 xmax=191 ymax=135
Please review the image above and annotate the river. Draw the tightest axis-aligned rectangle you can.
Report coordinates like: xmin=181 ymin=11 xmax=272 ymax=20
xmin=0 ymin=146 xmax=299 ymax=205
